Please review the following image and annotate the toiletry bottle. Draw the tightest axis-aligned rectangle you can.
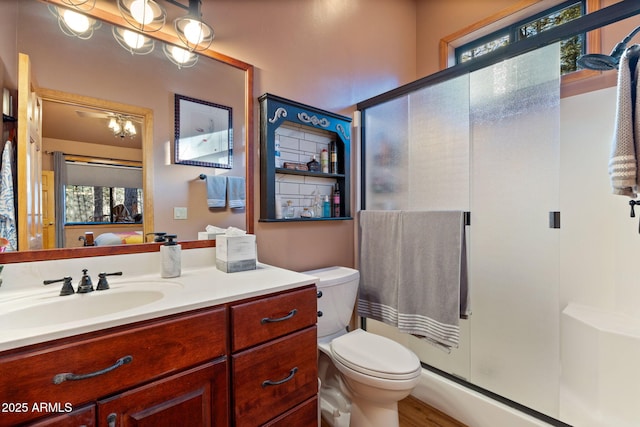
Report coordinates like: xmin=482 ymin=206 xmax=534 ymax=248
xmin=161 ymin=234 xmax=181 ymax=278
xmin=333 ymin=183 xmax=341 ymax=217
xmin=320 ymin=149 xmax=329 ymax=173
xmin=307 ymin=155 xmax=320 ymax=172
xmin=330 ymin=141 xmax=338 ymax=173
xmin=323 ymin=195 xmax=331 ymax=217
xmin=284 ymin=200 xmax=295 ymax=219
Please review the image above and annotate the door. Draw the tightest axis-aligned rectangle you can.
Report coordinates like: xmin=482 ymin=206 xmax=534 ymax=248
xmin=17 ymin=52 xmax=43 ymax=250
xmin=41 ymin=170 xmax=55 ymax=249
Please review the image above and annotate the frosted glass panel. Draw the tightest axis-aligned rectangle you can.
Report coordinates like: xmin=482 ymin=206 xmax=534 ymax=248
xmin=408 ymin=75 xmax=470 ymax=210
xmin=469 ymin=43 xmax=560 ymax=416
xmin=364 ymin=76 xmax=470 ymax=212
xmin=363 ymin=97 xmax=408 ymax=210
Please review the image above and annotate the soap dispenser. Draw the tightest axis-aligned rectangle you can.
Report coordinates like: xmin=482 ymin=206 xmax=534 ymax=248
xmin=161 ymin=234 xmax=181 ymax=278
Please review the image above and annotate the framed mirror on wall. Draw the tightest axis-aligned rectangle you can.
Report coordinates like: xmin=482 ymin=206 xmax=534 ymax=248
xmin=0 ymin=0 xmax=254 ymax=262
xmin=174 ymin=94 xmax=232 ymax=169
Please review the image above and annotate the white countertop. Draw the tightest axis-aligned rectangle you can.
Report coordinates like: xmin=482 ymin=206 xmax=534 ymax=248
xmin=0 ymin=249 xmax=317 ymax=352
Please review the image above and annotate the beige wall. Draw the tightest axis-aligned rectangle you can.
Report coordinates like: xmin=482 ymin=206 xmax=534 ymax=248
xmin=208 ymin=0 xmax=418 ymax=271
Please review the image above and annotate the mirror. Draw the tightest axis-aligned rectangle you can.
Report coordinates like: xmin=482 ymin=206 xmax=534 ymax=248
xmin=174 ymin=94 xmax=232 ymax=169
xmin=0 ymin=0 xmax=253 ymax=261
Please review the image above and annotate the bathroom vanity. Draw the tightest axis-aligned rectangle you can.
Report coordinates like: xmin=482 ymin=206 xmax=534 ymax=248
xmin=0 ymin=249 xmax=318 ymax=426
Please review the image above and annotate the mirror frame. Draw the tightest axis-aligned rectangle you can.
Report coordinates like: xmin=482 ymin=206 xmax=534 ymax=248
xmin=174 ymin=93 xmax=233 ymax=169
xmin=1 ymin=0 xmax=254 ymax=263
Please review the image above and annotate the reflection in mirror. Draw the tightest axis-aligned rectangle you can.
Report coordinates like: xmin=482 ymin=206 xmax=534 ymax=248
xmin=40 ymin=92 xmax=150 ymax=249
xmin=0 ymin=0 xmax=253 ymax=261
xmin=174 ymin=94 xmax=232 ymax=169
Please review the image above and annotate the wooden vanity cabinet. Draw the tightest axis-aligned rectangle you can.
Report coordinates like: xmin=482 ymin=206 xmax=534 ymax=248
xmin=0 ymin=307 xmax=228 ymax=426
xmin=0 ymin=285 xmax=318 ymax=427
xmin=230 ymin=286 xmax=319 ymax=427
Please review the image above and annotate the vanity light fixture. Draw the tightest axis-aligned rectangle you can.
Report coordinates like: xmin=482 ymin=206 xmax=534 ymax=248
xmin=108 ymin=116 xmax=137 ymax=139
xmin=60 ymin=0 xmax=95 ymax=12
xmin=117 ymin=0 xmax=166 ymax=33
xmin=49 ymin=6 xmax=101 ymax=40
xmin=163 ymin=44 xmax=198 ymax=69
xmin=113 ymin=27 xmax=155 ymax=55
xmin=174 ymin=0 xmax=214 ymax=52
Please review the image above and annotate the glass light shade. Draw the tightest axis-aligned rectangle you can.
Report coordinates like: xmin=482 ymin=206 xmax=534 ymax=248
xmin=112 ymin=27 xmax=154 ymax=55
xmin=49 ymin=6 xmax=100 ymax=40
xmin=117 ymin=0 xmax=165 ymax=33
xmin=108 ymin=118 xmax=122 ymax=134
xmin=124 ymin=120 xmax=137 ymax=136
xmin=174 ymin=16 xmax=214 ymax=52
xmin=163 ymin=44 xmax=198 ymax=69
xmin=130 ymin=0 xmax=154 ymax=25
xmin=63 ymin=9 xmax=90 ymax=33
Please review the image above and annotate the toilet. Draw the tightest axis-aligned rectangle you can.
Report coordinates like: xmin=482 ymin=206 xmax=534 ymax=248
xmin=304 ymin=266 xmax=422 ymax=427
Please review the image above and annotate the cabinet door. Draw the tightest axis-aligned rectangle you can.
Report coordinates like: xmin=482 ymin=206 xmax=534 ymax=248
xmin=26 ymin=405 xmax=95 ymax=427
xmin=97 ymin=360 xmax=227 ymax=427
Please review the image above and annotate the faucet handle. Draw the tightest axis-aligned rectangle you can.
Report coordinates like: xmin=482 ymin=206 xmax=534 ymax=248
xmin=96 ymin=271 xmax=123 ymax=291
xmin=44 ymin=276 xmax=75 ymax=296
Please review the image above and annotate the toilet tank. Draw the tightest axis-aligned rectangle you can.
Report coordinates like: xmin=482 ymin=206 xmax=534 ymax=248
xmin=303 ymin=266 xmax=360 ymax=340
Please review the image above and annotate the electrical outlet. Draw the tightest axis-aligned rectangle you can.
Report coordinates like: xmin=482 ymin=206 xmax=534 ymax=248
xmin=174 ymin=207 xmax=188 ymax=220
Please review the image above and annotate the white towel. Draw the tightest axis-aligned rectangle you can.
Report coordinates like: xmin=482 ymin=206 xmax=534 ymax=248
xmin=0 ymin=141 xmax=16 ymax=251
xmin=227 ymin=176 xmax=246 ymax=209
xmin=609 ymin=45 xmax=640 ymax=197
xmin=397 ymin=211 xmax=466 ymax=351
xmin=357 ymin=210 xmax=401 ymax=327
xmin=206 ymin=175 xmax=227 ymax=208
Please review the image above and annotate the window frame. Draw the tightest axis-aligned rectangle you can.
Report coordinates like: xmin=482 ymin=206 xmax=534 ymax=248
xmin=440 ymin=0 xmax=601 ymax=84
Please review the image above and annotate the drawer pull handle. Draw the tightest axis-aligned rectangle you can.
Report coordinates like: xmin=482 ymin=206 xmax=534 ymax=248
xmin=53 ymin=355 xmax=133 ymax=384
xmin=262 ymin=367 xmax=298 ymax=388
xmin=261 ymin=308 xmax=297 ymax=324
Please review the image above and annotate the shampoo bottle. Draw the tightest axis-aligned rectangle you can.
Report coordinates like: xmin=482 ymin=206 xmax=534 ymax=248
xmin=332 ymin=183 xmax=341 ymax=217
xmin=161 ymin=234 xmax=181 ymax=278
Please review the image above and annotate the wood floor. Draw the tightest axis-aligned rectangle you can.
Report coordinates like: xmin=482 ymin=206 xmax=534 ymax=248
xmin=320 ymin=395 xmax=467 ymax=427
xmin=398 ymin=396 xmax=467 ymax=427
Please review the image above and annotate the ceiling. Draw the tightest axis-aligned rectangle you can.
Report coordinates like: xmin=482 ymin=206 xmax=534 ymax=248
xmin=42 ymin=94 xmax=143 ymax=150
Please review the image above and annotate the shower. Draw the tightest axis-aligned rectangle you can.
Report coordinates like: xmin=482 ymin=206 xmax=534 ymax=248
xmin=577 ymin=24 xmax=640 ymax=70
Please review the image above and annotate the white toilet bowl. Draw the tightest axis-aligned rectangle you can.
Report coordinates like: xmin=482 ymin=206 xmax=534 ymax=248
xmin=306 ymin=266 xmax=422 ymax=427
xmin=323 ymin=329 xmax=421 ymax=427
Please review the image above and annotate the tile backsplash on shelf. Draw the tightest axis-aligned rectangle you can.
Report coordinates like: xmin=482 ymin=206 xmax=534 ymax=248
xmin=275 ymin=123 xmax=336 ymax=216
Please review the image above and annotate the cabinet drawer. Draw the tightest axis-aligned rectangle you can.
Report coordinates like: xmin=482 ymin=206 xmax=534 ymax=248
xmin=263 ymin=396 xmax=318 ymax=427
xmin=232 ymin=326 xmax=318 ymax=427
xmin=231 ymin=286 xmax=317 ymax=351
xmin=0 ymin=307 xmax=226 ymax=425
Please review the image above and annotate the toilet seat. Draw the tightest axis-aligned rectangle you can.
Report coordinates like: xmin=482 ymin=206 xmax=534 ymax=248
xmin=330 ymin=329 xmax=421 ymax=381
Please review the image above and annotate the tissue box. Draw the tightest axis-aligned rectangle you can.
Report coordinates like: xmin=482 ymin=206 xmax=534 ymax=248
xmin=198 ymin=232 xmax=222 ymax=240
xmin=216 ymin=234 xmax=257 ymax=273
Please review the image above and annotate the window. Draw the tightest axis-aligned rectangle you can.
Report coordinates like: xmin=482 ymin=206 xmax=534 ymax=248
xmin=65 ymin=186 xmax=143 ymax=224
xmin=456 ymin=1 xmax=585 ymax=75
xmin=63 ymin=161 xmax=143 ymax=225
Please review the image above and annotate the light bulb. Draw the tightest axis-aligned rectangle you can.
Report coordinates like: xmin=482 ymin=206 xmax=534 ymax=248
xmin=122 ymin=29 xmax=145 ymax=49
xmin=124 ymin=120 xmax=136 ymax=135
xmin=183 ymin=20 xmax=204 ymax=45
xmin=62 ymin=9 xmax=90 ymax=33
xmin=170 ymin=46 xmax=192 ymax=64
xmin=130 ymin=0 xmax=153 ymax=25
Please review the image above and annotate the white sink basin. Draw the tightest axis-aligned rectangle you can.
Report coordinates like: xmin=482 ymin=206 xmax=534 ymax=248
xmin=1 ymin=280 xmax=182 ymax=329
